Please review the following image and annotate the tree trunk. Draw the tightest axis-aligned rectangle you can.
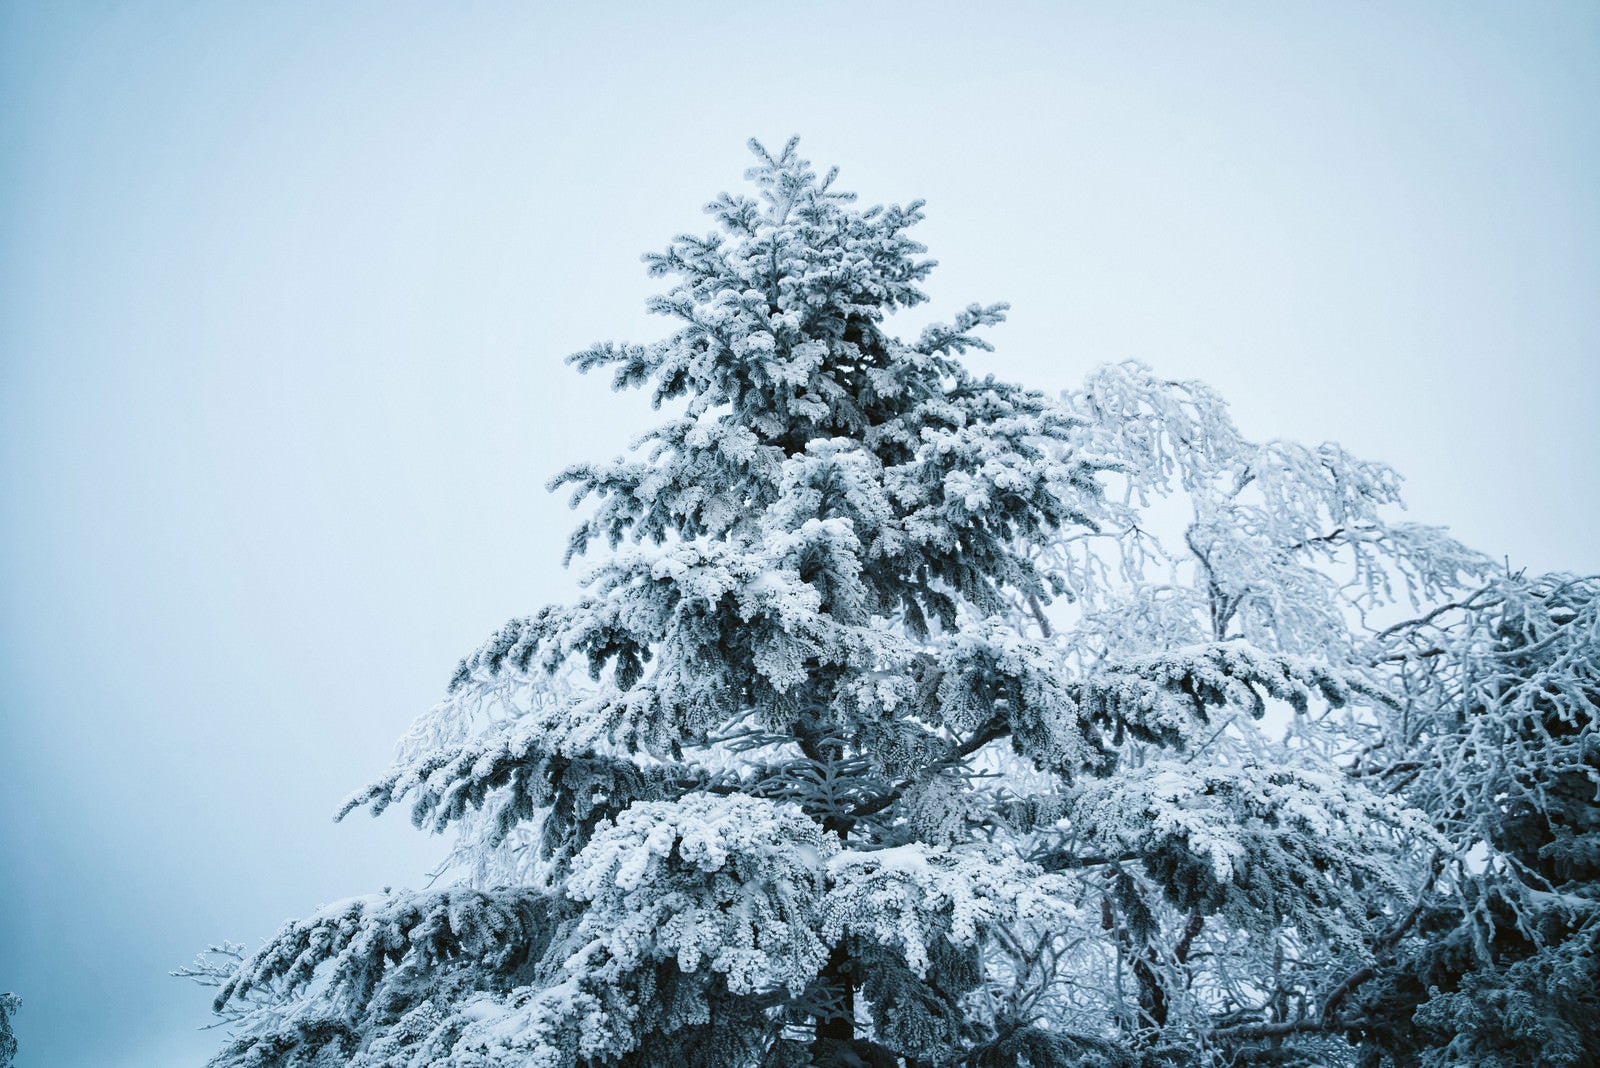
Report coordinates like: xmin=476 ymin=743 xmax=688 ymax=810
xmin=1133 ymin=947 xmax=1168 ymax=1031
xmin=812 ymin=941 xmax=856 ymax=1052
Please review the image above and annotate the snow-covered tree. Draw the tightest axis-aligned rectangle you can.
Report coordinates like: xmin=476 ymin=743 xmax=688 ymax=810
xmin=1017 ymin=371 xmax=1597 ymax=1063
xmin=201 ymin=136 xmax=1136 ymax=1067
xmin=1345 ymin=572 xmax=1600 ymax=1067
xmin=190 ymin=140 xmax=1592 ymax=1067
xmin=0 ymin=992 xmax=19 ymax=1068
xmin=968 ymin=361 xmax=1488 ymax=1060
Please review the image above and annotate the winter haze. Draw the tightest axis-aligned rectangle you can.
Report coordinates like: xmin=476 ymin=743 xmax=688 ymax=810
xmin=2 ymin=2 xmax=1597 ymax=1065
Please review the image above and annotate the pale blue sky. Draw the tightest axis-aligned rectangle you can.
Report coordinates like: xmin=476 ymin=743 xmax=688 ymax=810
xmin=2 ymin=3 xmax=1596 ymax=1065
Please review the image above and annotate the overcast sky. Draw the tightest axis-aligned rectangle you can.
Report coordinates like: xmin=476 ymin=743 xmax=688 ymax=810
xmin=2 ymin=3 xmax=1596 ymax=1065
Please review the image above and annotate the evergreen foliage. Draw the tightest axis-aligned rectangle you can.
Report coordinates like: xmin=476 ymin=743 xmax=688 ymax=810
xmin=189 ymin=141 xmax=1599 ymax=1067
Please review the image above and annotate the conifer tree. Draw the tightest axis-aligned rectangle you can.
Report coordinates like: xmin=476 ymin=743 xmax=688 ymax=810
xmin=203 ymin=136 xmax=1131 ymax=1067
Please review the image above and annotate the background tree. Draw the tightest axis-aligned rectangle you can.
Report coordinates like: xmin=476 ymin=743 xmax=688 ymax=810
xmin=990 ymin=362 xmax=1486 ymax=1061
xmin=1017 ymin=365 xmax=1599 ymax=1064
xmin=1 ymin=992 xmax=19 ymax=1068
xmin=1345 ymin=573 xmax=1600 ymax=1067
